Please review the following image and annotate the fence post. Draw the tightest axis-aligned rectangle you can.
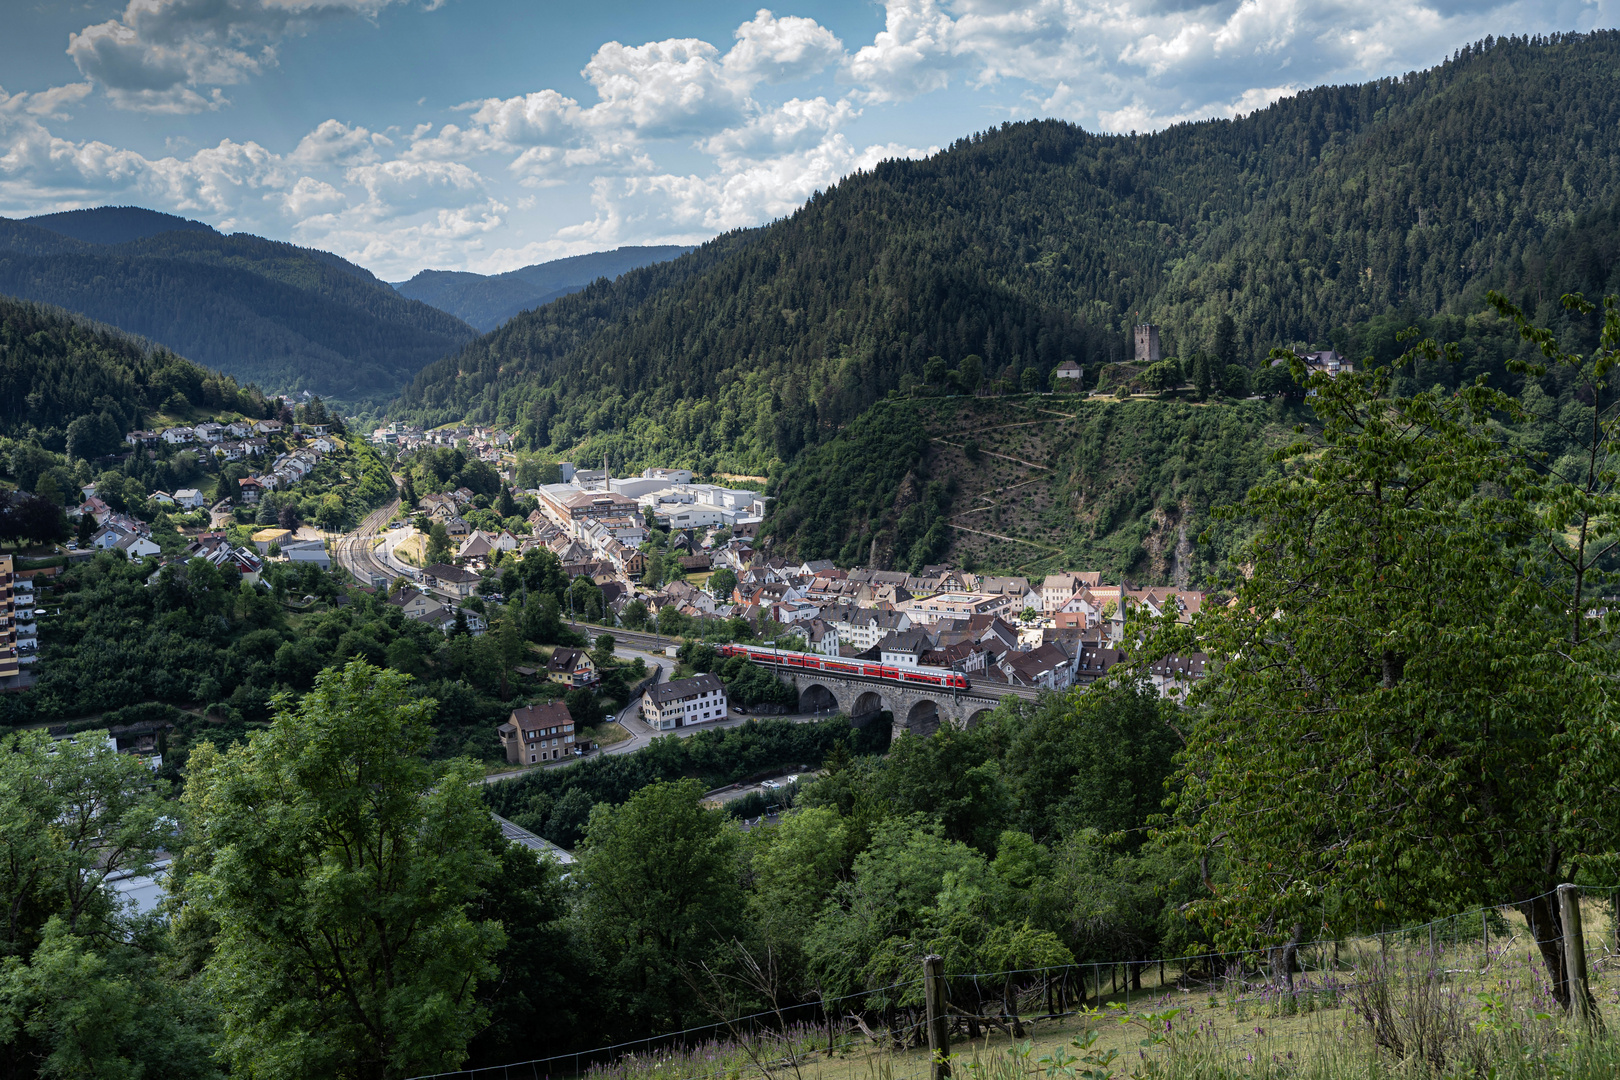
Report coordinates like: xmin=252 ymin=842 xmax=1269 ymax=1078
xmin=1558 ymin=884 xmax=1591 ymax=1023
xmin=924 ymin=955 xmax=950 ymax=1080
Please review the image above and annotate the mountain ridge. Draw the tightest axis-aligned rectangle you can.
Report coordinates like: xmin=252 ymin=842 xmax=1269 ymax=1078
xmin=0 ymin=207 xmax=476 ymax=406
xmin=394 ymin=244 xmax=693 ymax=331
xmin=393 ymin=32 xmax=1620 ymax=477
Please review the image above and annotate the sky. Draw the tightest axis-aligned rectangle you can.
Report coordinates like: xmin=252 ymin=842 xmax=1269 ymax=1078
xmin=0 ymin=0 xmax=1615 ymax=281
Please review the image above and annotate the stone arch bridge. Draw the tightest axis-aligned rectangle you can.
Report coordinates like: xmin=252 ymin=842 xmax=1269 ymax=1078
xmin=769 ymin=668 xmax=1037 ymax=739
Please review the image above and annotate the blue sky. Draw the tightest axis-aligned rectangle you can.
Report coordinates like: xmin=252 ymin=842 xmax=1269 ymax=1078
xmin=1 ymin=0 xmax=1614 ymax=280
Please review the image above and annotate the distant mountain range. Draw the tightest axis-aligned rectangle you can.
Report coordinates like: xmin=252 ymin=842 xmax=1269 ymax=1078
xmin=0 ymin=206 xmax=476 ymax=405
xmin=393 ymin=246 xmax=691 ymax=331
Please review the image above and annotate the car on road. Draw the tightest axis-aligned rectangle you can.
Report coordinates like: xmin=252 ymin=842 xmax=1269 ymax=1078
xmin=761 ymin=780 xmax=782 ymax=790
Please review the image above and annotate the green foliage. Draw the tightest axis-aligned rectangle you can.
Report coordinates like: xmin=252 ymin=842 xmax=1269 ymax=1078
xmin=0 ymin=729 xmax=216 ymax=1077
xmin=178 ymin=661 xmax=504 ymax=1078
xmin=1146 ymin=296 xmax=1620 ymax=1001
xmin=764 ymin=403 xmax=952 ymax=569
xmin=575 ymin=780 xmax=742 ymax=1031
xmin=0 ymin=296 xmax=274 ymax=447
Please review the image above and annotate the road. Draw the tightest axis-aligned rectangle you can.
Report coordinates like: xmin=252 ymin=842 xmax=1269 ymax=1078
xmin=481 ymin=651 xmax=842 ymax=785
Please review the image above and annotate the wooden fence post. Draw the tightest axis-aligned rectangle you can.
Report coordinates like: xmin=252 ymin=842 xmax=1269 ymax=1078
xmin=1558 ymin=883 xmax=1591 ymax=1023
xmin=924 ymin=955 xmax=950 ymax=1080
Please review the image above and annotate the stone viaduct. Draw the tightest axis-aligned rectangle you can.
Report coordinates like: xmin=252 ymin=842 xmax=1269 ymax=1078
xmin=768 ymin=668 xmax=1037 ymax=739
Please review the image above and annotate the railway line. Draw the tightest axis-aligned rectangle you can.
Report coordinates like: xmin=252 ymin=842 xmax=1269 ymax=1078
xmin=331 ymin=499 xmax=401 ymax=587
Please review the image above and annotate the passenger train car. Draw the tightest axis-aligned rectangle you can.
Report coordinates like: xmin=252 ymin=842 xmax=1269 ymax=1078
xmin=717 ymin=643 xmax=971 ymax=690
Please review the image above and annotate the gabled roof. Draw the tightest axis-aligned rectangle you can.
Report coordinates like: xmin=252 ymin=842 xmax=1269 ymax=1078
xmin=423 ymin=562 xmax=480 ymax=583
xmin=645 ymin=673 xmax=725 ymax=704
xmin=548 ymin=647 xmax=590 ymax=672
xmin=509 ymin=701 xmax=573 ymax=730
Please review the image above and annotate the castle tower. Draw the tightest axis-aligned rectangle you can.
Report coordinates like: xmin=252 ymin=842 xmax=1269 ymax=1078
xmin=1134 ymin=324 xmax=1161 ymax=365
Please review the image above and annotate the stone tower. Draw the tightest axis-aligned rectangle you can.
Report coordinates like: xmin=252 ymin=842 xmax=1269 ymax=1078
xmin=1134 ymin=324 xmax=1161 ymax=365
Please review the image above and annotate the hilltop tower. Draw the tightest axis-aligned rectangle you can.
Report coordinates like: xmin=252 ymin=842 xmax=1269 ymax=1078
xmin=1134 ymin=324 xmax=1161 ymax=365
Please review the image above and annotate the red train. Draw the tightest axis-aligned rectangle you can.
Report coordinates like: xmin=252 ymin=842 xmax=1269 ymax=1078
xmin=718 ymin=643 xmax=971 ymax=690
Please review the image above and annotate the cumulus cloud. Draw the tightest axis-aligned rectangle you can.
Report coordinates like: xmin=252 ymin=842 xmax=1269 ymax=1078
xmin=843 ymin=0 xmax=1596 ymax=131
xmin=291 ymin=119 xmax=393 ymax=167
xmin=700 ymin=96 xmax=859 ymax=161
xmin=0 ymin=83 xmax=94 ymax=122
xmin=723 ymin=9 xmax=845 ymax=85
xmin=560 ymin=133 xmax=936 ymax=246
xmin=66 ymin=0 xmax=405 ymax=112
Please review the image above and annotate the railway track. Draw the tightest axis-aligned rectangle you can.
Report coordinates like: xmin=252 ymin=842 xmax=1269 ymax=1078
xmin=332 ymin=499 xmax=401 ymax=586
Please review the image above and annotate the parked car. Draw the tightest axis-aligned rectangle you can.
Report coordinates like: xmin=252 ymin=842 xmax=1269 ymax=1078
xmin=761 ymin=780 xmax=781 ymax=790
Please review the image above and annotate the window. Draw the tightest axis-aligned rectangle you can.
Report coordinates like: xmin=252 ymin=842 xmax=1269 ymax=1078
xmin=530 ymin=754 xmax=536 ymax=762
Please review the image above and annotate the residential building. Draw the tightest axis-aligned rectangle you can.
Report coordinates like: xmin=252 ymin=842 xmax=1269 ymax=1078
xmin=423 ymin=562 xmax=480 ymax=598
xmin=547 ymin=647 xmax=598 ymax=688
xmin=111 ymin=533 xmax=162 ymax=560
xmin=253 ymin=419 xmax=284 ymax=435
xmin=161 ymin=427 xmax=193 ymax=445
xmin=1054 ymin=360 xmax=1083 ymax=382
xmin=385 ymin=587 xmax=442 ymax=620
xmin=900 ymin=591 xmax=1016 ymax=626
xmin=1148 ymin=652 xmax=1207 ymax=700
xmin=641 ymin=673 xmax=727 ymax=730
xmin=1075 ymin=646 xmax=1129 ymax=685
xmin=498 ymin=702 xmax=577 ymax=764
xmin=173 ymin=488 xmax=207 ymax=509
xmin=193 ymin=422 xmax=225 ymax=443
xmin=0 ymin=555 xmax=18 ymax=682
xmin=878 ymin=629 xmax=931 ymax=667
xmin=1000 ymin=643 xmax=1076 ymax=690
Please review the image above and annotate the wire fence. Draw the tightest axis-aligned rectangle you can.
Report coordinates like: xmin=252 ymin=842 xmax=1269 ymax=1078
xmin=406 ymin=884 xmax=1620 ymax=1080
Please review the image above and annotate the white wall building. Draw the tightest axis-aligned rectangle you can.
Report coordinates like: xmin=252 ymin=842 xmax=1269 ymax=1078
xmin=641 ymin=673 xmax=728 ymax=730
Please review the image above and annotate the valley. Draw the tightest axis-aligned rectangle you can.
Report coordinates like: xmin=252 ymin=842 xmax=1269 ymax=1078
xmin=6 ymin=26 xmax=1620 ymax=1080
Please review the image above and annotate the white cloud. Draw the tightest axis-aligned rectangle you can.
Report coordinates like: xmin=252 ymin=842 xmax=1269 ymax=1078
xmin=66 ymin=0 xmax=406 ymax=113
xmin=291 ymin=119 xmax=393 ymax=166
xmin=701 ymin=96 xmax=859 ymax=161
xmin=723 ymin=9 xmax=845 ymax=85
xmin=580 ymin=38 xmax=751 ymax=138
xmin=561 ymin=133 xmax=936 ymax=246
xmin=0 ymin=83 xmax=94 ymax=122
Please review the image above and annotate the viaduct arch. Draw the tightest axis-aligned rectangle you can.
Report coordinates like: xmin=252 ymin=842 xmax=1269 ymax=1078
xmin=775 ymin=669 xmax=1026 ymax=740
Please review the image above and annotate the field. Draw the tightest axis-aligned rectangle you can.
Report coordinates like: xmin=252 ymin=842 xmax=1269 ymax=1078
xmin=425 ymin=895 xmax=1620 ymax=1080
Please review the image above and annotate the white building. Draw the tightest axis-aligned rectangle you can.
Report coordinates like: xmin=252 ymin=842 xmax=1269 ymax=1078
xmin=641 ymin=673 xmax=728 ymax=730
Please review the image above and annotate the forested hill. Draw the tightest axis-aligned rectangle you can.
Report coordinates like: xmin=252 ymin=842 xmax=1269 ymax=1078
xmin=393 ymin=31 xmax=1620 ymax=476
xmin=0 ymin=296 xmax=274 ymax=454
xmin=395 ymin=244 xmax=693 ymax=331
xmin=0 ymin=209 xmax=476 ymax=406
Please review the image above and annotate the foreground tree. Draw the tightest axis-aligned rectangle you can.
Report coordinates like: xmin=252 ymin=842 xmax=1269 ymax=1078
xmin=178 ymin=661 xmax=505 ymax=1079
xmin=0 ymin=730 xmax=217 ymax=1077
xmin=575 ymin=779 xmax=742 ymax=1034
xmin=1149 ymin=294 xmax=1620 ymax=1009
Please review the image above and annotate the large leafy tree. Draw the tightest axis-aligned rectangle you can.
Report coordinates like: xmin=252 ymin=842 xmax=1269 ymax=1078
xmin=178 ymin=660 xmax=506 ymax=1079
xmin=574 ymin=779 xmax=743 ymax=1034
xmin=0 ymin=730 xmax=215 ymax=1078
xmin=1151 ymin=295 xmax=1620 ymax=1007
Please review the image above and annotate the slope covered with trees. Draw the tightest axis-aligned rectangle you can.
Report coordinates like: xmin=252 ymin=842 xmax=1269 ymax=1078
xmin=394 ymin=32 xmax=1620 ymax=481
xmin=0 ymin=210 xmax=475 ymax=405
